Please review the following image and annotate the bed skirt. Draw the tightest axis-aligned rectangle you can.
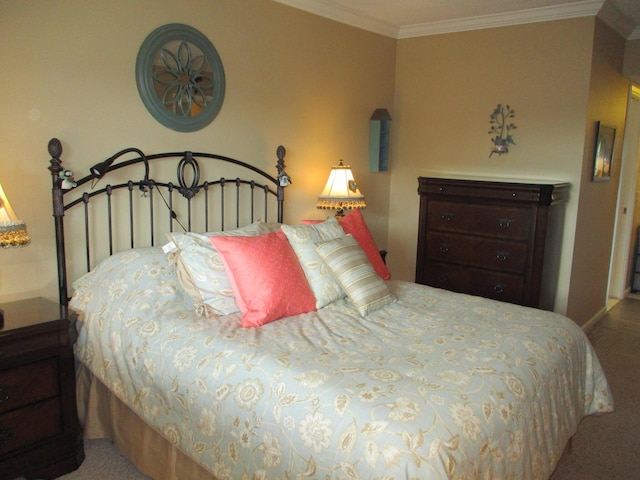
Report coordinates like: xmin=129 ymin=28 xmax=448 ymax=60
xmin=76 ymin=363 xmax=216 ymax=480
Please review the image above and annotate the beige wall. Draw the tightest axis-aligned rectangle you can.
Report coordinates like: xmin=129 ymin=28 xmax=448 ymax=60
xmin=0 ymin=0 xmax=395 ymax=302
xmin=0 ymin=1 xmax=631 ymax=326
xmin=567 ymin=19 xmax=629 ymax=322
xmin=389 ymin=18 xmax=596 ymax=318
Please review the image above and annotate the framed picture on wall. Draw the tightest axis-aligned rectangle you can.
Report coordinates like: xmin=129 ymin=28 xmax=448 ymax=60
xmin=592 ymin=122 xmax=616 ymax=182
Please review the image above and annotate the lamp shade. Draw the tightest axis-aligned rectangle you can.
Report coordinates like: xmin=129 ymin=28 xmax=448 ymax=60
xmin=0 ymin=183 xmax=30 ymax=248
xmin=316 ymin=160 xmax=366 ymax=216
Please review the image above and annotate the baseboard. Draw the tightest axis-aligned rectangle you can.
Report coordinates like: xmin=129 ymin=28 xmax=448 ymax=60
xmin=582 ymin=305 xmax=607 ymax=333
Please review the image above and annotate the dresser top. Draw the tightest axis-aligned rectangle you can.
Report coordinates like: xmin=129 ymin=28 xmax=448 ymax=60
xmin=418 ymin=176 xmax=570 ymax=206
xmin=417 ymin=172 xmax=570 ymax=186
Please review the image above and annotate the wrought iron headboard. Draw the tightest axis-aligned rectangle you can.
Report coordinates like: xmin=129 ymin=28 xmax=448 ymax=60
xmin=47 ymin=138 xmax=290 ymax=307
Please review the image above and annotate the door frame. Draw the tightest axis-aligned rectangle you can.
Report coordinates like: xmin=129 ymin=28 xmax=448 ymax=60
xmin=608 ymin=85 xmax=640 ymax=299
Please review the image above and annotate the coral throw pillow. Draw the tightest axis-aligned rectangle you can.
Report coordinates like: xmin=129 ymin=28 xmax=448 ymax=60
xmin=339 ymin=209 xmax=391 ymax=280
xmin=210 ymin=231 xmax=316 ymax=327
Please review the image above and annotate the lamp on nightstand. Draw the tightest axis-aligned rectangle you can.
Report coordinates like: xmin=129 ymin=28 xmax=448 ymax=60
xmin=0 ymin=183 xmax=30 ymax=248
xmin=316 ymin=160 xmax=366 ymax=217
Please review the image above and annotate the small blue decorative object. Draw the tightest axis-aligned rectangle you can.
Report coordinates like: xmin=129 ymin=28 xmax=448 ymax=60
xmin=369 ymin=108 xmax=391 ymax=172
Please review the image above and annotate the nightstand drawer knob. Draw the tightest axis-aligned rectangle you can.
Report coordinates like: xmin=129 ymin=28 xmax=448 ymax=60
xmin=494 ymin=284 xmax=505 ymax=295
xmin=0 ymin=386 xmax=9 ymax=403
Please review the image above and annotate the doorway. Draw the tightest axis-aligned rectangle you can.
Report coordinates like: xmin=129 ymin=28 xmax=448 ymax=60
xmin=608 ymin=85 xmax=640 ymax=302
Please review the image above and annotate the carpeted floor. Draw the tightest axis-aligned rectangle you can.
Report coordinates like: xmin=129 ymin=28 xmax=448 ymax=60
xmin=55 ymin=439 xmax=151 ymax=480
xmin=549 ymin=296 xmax=640 ymax=479
xmin=21 ymin=297 xmax=640 ymax=480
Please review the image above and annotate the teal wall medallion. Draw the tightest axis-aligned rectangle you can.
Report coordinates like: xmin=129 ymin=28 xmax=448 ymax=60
xmin=369 ymin=108 xmax=391 ymax=172
xmin=136 ymin=24 xmax=225 ymax=132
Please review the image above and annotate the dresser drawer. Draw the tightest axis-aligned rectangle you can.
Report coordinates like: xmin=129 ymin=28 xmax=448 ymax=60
xmin=427 ymin=201 xmax=532 ymax=240
xmin=421 ymin=262 xmax=524 ymax=304
xmin=0 ymin=358 xmax=59 ymax=414
xmin=0 ymin=397 xmax=62 ymax=456
xmin=421 ymin=179 xmax=564 ymax=204
xmin=426 ymin=232 xmax=528 ymax=274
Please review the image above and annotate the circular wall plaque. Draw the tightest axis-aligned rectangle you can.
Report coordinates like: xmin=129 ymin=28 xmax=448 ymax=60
xmin=136 ymin=24 xmax=225 ymax=132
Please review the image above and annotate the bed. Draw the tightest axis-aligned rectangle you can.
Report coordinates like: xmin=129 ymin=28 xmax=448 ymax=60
xmin=47 ymin=138 xmax=614 ymax=480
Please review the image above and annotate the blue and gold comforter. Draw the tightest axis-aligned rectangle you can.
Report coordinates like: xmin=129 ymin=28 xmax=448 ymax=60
xmin=71 ymin=247 xmax=613 ymax=479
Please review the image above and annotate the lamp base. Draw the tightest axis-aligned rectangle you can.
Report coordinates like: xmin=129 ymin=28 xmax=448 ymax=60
xmin=335 ymin=208 xmax=345 ymax=218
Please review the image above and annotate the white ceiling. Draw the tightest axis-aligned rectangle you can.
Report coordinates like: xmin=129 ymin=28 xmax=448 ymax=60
xmin=274 ymin=0 xmax=640 ymax=39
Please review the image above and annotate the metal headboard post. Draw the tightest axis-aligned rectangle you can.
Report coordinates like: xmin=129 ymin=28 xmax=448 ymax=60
xmin=275 ymin=145 xmax=289 ymax=222
xmin=48 ymin=138 xmax=69 ymax=307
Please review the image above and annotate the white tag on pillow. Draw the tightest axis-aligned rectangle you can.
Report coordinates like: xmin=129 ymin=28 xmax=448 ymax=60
xmin=162 ymin=241 xmax=177 ymax=254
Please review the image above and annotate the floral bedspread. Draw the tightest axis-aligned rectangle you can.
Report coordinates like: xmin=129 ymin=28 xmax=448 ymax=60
xmin=71 ymin=247 xmax=613 ymax=480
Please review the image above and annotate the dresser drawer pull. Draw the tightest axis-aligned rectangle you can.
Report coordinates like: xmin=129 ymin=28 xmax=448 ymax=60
xmin=0 ymin=386 xmax=9 ymax=404
xmin=495 ymin=251 xmax=509 ymax=262
xmin=498 ymin=218 xmax=512 ymax=229
xmin=441 ymin=213 xmax=453 ymax=222
xmin=436 ymin=273 xmax=448 ymax=284
xmin=493 ymin=284 xmax=505 ymax=295
xmin=439 ymin=243 xmax=450 ymax=254
xmin=0 ymin=427 xmax=12 ymax=444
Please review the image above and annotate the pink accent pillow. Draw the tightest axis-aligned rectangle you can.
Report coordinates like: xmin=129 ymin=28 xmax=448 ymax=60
xmin=209 ymin=231 xmax=316 ymax=327
xmin=339 ymin=209 xmax=391 ymax=280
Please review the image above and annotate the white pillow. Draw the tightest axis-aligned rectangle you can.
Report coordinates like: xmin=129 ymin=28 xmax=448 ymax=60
xmin=281 ymin=218 xmax=346 ymax=308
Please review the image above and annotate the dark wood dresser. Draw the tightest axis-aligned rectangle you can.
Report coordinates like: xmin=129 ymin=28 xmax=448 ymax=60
xmin=0 ymin=297 xmax=84 ymax=479
xmin=416 ymin=177 xmax=569 ymax=309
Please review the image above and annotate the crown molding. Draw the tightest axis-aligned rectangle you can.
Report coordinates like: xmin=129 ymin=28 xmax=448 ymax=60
xmin=398 ymin=1 xmax=605 ymax=38
xmin=273 ymin=0 xmax=398 ymax=38
xmin=274 ymin=0 xmax=607 ymax=39
xmin=597 ymin=0 xmax=638 ymax=39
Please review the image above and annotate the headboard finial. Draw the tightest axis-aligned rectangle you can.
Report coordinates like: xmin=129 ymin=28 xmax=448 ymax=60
xmin=48 ymin=138 xmax=63 ymax=159
xmin=48 ymin=138 xmax=64 ymax=177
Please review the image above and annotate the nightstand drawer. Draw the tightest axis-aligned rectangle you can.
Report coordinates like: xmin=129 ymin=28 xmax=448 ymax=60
xmin=0 ymin=328 xmax=62 ymax=365
xmin=426 ymin=232 xmax=528 ymax=274
xmin=427 ymin=201 xmax=532 ymax=240
xmin=0 ymin=297 xmax=84 ymax=478
xmin=0 ymin=397 xmax=62 ymax=456
xmin=0 ymin=358 xmax=59 ymax=413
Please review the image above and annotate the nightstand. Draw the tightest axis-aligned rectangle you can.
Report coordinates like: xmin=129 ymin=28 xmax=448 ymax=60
xmin=0 ymin=297 xmax=84 ymax=479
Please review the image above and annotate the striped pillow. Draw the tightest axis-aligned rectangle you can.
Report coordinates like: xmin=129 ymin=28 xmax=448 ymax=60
xmin=315 ymin=234 xmax=394 ymax=316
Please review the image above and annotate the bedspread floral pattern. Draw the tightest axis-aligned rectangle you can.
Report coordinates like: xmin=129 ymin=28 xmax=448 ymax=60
xmin=71 ymin=248 xmax=613 ymax=479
